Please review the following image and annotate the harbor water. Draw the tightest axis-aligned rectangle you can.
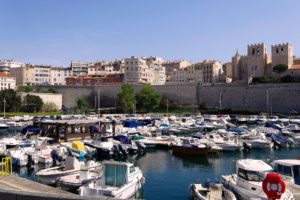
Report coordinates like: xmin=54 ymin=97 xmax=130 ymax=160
xmin=13 ymin=147 xmax=300 ymax=200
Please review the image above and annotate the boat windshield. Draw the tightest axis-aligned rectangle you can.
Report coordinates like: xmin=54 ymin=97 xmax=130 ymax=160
xmin=238 ymin=168 xmax=273 ymax=182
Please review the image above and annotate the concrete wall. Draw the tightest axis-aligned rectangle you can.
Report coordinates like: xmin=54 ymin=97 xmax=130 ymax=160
xmin=19 ymin=92 xmax=63 ymax=109
xmin=39 ymin=83 xmax=300 ymax=113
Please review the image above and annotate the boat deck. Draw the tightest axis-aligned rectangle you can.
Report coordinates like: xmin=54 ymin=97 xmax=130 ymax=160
xmin=0 ymin=174 xmax=75 ymax=195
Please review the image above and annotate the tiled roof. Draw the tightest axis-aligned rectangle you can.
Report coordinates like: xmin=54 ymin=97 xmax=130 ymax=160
xmin=0 ymin=72 xmax=14 ymax=77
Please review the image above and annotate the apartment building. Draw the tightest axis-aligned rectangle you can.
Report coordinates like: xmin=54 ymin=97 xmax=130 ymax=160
xmin=0 ymin=59 xmax=25 ymax=73
xmin=50 ymin=67 xmax=72 ymax=85
xmin=0 ymin=72 xmax=16 ymax=90
xmin=124 ymin=56 xmax=166 ymax=85
xmin=162 ymin=60 xmax=191 ymax=81
xmin=169 ymin=60 xmax=223 ymax=84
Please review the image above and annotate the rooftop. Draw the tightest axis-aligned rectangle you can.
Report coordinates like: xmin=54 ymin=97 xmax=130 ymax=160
xmin=0 ymin=72 xmax=14 ymax=78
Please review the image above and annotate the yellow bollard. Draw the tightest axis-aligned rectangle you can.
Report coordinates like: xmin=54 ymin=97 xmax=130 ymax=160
xmin=1 ymin=157 xmax=12 ymax=175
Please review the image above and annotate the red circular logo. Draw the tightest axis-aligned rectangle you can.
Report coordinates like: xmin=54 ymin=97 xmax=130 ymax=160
xmin=262 ymin=173 xmax=286 ymax=200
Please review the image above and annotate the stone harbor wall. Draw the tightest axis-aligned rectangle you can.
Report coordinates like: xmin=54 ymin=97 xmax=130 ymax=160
xmin=197 ymin=83 xmax=300 ymax=113
xmin=40 ymin=83 xmax=300 ymax=113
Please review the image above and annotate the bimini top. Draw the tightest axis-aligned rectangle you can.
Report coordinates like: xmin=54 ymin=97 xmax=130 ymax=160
xmin=237 ymin=159 xmax=272 ymax=172
xmin=274 ymin=159 xmax=300 ymax=167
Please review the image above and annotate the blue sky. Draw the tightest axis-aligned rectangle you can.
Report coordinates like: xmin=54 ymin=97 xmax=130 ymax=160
xmin=0 ymin=0 xmax=299 ymax=67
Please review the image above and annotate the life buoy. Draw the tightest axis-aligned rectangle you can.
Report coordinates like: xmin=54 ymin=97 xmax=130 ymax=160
xmin=262 ymin=173 xmax=286 ymax=200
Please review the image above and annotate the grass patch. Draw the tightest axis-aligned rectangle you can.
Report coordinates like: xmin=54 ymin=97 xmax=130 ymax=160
xmin=1 ymin=112 xmax=62 ymax=117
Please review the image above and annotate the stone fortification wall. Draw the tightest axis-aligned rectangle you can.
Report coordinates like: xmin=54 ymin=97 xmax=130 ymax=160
xmin=41 ymin=83 xmax=300 ymax=113
xmin=197 ymin=83 xmax=300 ymax=113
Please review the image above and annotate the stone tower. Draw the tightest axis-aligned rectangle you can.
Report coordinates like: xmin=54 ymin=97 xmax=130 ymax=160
xmin=271 ymin=43 xmax=294 ymax=69
xmin=247 ymin=43 xmax=271 ymax=77
xmin=232 ymin=50 xmax=241 ymax=81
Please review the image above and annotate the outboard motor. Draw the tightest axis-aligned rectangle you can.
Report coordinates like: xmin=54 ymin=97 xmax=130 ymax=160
xmin=243 ymin=142 xmax=252 ymax=151
xmin=26 ymin=154 xmax=35 ymax=168
xmin=287 ymin=138 xmax=295 ymax=147
xmin=118 ymin=144 xmax=128 ymax=156
xmin=51 ymin=149 xmax=63 ymax=166
xmin=135 ymin=141 xmax=146 ymax=151
xmin=112 ymin=144 xmax=121 ymax=156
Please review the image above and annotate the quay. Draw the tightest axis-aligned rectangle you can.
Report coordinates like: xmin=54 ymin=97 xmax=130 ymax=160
xmin=0 ymin=175 xmax=111 ymax=200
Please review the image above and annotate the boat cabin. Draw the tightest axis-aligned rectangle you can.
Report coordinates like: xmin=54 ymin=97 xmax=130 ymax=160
xmin=236 ymin=159 xmax=273 ymax=182
xmin=103 ymin=161 xmax=139 ymax=187
xmin=273 ymin=159 xmax=300 ymax=185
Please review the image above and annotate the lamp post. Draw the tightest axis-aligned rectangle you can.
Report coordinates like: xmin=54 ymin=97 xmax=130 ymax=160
xmin=3 ymin=97 xmax=6 ymax=118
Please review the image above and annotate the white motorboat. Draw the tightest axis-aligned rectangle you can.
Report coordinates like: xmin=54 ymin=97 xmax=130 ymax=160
xmin=57 ymin=161 xmax=102 ymax=191
xmin=36 ymin=156 xmax=81 ymax=185
xmin=222 ymin=159 xmax=294 ymax=200
xmin=207 ymin=134 xmax=242 ymax=152
xmin=241 ymin=132 xmax=273 ymax=149
xmin=272 ymin=159 xmax=300 ymax=199
xmin=0 ymin=123 xmax=9 ymax=133
xmin=4 ymin=146 xmax=38 ymax=166
xmin=80 ymin=161 xmax=144 ymax=199
xmin=189 ymin=183 xmax=236 ymax=200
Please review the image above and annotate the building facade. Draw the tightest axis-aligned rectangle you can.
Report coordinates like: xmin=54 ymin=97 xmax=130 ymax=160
xmin=50 ymin=67 xmax=72 ymax=85
xmin=66 ymin=74 xmax=124 ymax=86
xmin=231 ymin=43 xmax=298 ymax=83
xmin=0 ymin=59 xmax=25 ymax=74
xmin=169 ymin=60 xmax=223 ymax=84
xmin=124 ymin=56 xmax=166 ymax=85
xmin=162 ymin=60 xmax=191 ymax=81
xmin=0 ymin=72 xmax=16 ymax=90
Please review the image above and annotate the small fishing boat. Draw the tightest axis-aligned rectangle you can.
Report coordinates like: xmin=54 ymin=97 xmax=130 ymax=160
xmin=36 ymin=156 xmax=81 ymax=185
xmin=222 ymin=159 xmax=294 ymax=200
xmin=171 ymin=138 xmax=221 ymax=155
xmin=57 ymin=161 xmax=102 ymax=191
xmin=189 ymin=183 xmax=236 ymax=200
xmin=79 ymin=161 xmax=145 ymax=199
xmin=272 ymin=159 xmax=300 ymax=199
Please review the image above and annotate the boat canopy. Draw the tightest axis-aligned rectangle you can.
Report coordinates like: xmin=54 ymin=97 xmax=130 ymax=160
xmin=270 ymin=133 xmax=288 ymax=143
xmin=72 ymin=141 xmax=85 ymax=151
xmin=123 ymin=120 xmax=144 ymax=128
xmin=237 ymin=159 xmax=273 ymax=172
xmin=21 ymin=126 xmax=42 ymax=134
xmin=113 ymin=135 xmax=131 ymax=144
xmin=227 ymin=128 xmax=246 ymax=134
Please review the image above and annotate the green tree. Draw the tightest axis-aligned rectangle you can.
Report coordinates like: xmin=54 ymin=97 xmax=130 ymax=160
xmin=118 ymin=84 xmax=136 ymax=113
xmin=117 ymin=84 xmax=136 ymax=113
xmin=76 ymin=98 xmax=89 ymax=113
xmin=22 ymin=95 xmax=44 ymax=112
xmin=23 ymin=85 xmax=34 ymax=92
xmin=47 ymin=88 xmax=58 ymax=93
xmin=136 ymin=84 xmax=161 ymax=112
xmin=0 ymin=89 xmax=22 ymax=112
xmin=273 ymin=64 xmax=288 ymax=78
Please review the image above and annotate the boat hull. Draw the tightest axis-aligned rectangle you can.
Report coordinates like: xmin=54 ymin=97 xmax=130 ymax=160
xmin=171 ymin=145 xmax=219 ymax=155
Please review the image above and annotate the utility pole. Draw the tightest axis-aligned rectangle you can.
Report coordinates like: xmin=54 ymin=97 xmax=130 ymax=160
xmin=3 ymin=97 xmax=6 ymax=118
xmin=266 ymin=89 xmax=269 ymax=115
xmin=97 ymin=90 xmax=100 ymax=115
xmin=167 ymin=99 xmax=169 ymax=115
xmin=219 ymin=92 xmax=222 ymax=110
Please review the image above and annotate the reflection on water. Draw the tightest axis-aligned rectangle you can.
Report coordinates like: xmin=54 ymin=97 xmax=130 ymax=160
xmin=12 ymin=148 xmax=300 ymax=200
